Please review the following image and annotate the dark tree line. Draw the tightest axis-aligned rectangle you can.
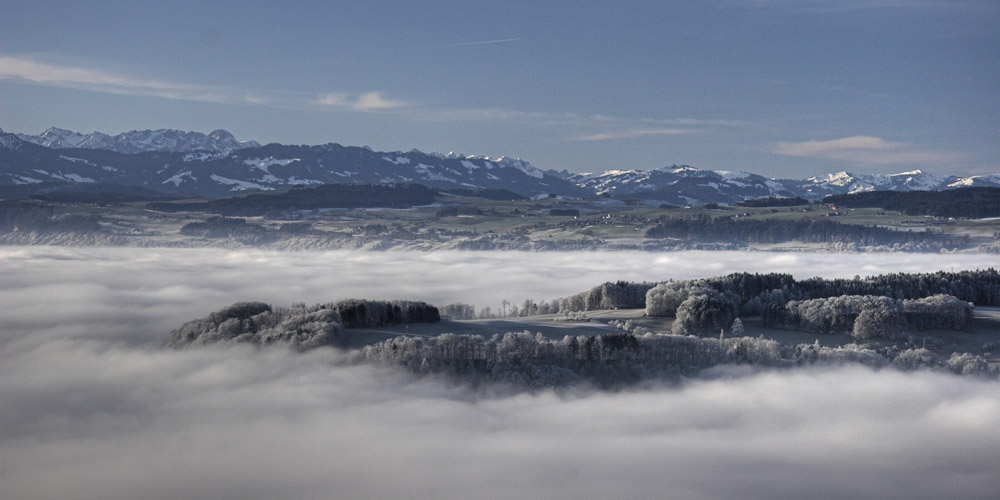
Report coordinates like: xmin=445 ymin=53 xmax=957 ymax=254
xmin=435 ymin=205 xmax=484 ymax=217
xmin=441 ymin=188 xmax=528 ymax=201
xmin=549 ymin=208 xmax=581 ymax=216
xmin=822 ymin=187 xmax=1000 ymax=219
xmin=645 ymin=215 xmax=948 ymax=248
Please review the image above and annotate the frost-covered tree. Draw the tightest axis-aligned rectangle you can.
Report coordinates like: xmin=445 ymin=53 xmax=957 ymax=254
xmin=730 ymin=318 xmax=744 ymax=336
xmin=442 ymin=303 xmax=476 ymax=320
xmin=671 ymin=289 xmax=739 ymax=336
xmin=645 ymin=282 xmax=690 ymax=317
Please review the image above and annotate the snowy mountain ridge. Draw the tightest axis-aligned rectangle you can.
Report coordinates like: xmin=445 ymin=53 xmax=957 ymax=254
xmin=1 ymin=128 xmax=997 ymax=202
xmin=14 ymin=127 xmax=261 ymax=154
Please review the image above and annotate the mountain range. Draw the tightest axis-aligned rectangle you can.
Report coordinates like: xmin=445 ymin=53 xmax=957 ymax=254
xmin=2 ymin=127 xmax=998 ymax=204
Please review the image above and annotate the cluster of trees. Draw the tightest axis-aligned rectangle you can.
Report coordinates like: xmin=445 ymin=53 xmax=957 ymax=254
xmin=557 ymin=281 xmax=655 ymax=311
xmin=823 ymin=187 xmax=1000 ymax=219
xmin=363 ymin=330 xmax=996 ymax=388
xmin=549 ymin=208 xmax=581 ymax=217
xmin=644 ymin=283 xmax=741 ymax=335
xmin=764 ymin=295 xmax=906 ymax=339
xmin=435 ymin=205 xmax=484 ymax=217
xmin=645 ymin=270 xmax=1000 ymax=312
xmin=903 ymin=294 xmax=974 ymax=330
xmin=440 ymin=303 xmax=478 ymax=320
xmin=644 ymin=215 xmax=948 ymax=249
xmin=0 ymin=200 xmax=104 ymax=234
xmin=169 ymin=301 xmax=344 ymax=349
xmin=611 ymin=270 xmax=997 ymax=337
xmin=331 ymin=299 xmax=440 ymax=328
xmin=147 ymin=183 xmax=439 ymax=216
xmin=169 ymin=299 xmax=440 ymax=348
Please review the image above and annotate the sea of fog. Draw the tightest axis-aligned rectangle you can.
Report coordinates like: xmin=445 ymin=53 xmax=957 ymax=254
xmin=2 ymin=246 xmax=999 ymax=499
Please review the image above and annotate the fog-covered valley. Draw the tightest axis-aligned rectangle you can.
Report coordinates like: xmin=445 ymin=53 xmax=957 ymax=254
xmin=2 ymin=246 xmax=999 ymax=499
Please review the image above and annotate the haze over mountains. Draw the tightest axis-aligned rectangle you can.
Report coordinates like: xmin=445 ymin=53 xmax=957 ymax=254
xmin=3 ymin=127 xmax=998 ymax=204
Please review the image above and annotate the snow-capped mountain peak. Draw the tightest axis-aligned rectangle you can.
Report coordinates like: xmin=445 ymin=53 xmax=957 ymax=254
xmin=15 ymin=127 xmax=260 ymax=154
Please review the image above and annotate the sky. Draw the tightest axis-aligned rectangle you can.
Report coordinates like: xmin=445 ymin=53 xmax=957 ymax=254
xmin=2 ymin=0 xmax=998 ymax=177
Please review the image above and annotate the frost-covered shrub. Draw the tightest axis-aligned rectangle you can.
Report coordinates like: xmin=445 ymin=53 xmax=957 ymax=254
xmin=946 ymin=353 xmax=994 ymax=376
xmin=893 ymin=348 xmax=945 ymax=370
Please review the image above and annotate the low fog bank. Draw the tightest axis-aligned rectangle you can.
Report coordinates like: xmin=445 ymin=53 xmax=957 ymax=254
xmin=3 ymin=342 xmax=998 ymax=500
xmin=3 ymin=246 xmax=999 ymax=499
xmin=3 ymin=246 xmax=997 ymax=349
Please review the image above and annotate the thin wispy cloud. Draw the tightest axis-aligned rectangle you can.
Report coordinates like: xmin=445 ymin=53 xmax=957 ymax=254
xmin=430 ymin=38 xmax=520 ymax=49
xmin=773 ymin=136 xmax=963 ymax=165
xmin=0 ymin=56 xmax=267 ymax=106
xmin=571 ymin=128 xmax=694 ymax=142
xmin=316 ymin=91 xmax=411 ymax=111
xmin=1 ymin=55 xmax=413 ymax=113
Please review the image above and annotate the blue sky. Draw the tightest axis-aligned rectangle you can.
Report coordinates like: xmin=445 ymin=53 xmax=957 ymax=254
xmin=2 ymin=0 xmax=997 ymax=177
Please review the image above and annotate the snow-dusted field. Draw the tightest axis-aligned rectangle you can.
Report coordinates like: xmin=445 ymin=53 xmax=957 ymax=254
xmin=2 ymin=246 xmax=999 ymax=500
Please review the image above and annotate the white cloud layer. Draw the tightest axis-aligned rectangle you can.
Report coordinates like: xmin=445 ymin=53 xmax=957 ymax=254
xmin=2 ymin=246 xmax=998 ymax=500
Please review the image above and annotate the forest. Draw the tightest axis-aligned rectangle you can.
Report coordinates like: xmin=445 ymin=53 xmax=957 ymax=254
xmin=0 ymin=199 xmax=104 ymax=234
xmin=822 ymin=187 xmax=1000 ymax=218
xmin=169 ymin=299 xmax=439 ymax=349
xmin=362 ymin=330 xmax=993 ymax=388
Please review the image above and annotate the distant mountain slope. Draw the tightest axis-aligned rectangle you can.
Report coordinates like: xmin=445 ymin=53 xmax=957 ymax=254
xmin=2 ymin=127 xmax=997 ymax=202
xmin=0 ymin=131 xmax=586 ymax=198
